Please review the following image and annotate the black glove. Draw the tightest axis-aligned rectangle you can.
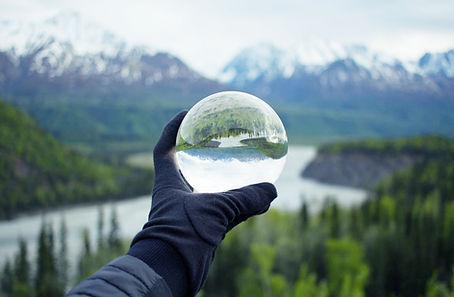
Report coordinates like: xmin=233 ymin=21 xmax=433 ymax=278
xmin=129 ymin=111 xmax=277 ymax=297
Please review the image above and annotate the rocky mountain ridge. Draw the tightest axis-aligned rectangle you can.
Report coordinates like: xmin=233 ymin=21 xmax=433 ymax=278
xmin=0 ymin=12 xmax=222 ymax=96
xmin=220 ymin=43 xmax=454 ymax=101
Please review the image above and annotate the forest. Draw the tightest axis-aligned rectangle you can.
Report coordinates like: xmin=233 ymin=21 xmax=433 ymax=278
xmin=1 ymin=135 xmax=453 ymax=297
xmin=0 ymin=99 xmax=154 ymax=220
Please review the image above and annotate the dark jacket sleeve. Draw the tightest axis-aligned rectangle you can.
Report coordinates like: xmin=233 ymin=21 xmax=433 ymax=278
xmin=65 ymin=255 xmax=173 ymax=297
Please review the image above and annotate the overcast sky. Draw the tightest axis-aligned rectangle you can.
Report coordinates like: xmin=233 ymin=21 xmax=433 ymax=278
xmin=1 ymin=0 xmax=454 ymax=77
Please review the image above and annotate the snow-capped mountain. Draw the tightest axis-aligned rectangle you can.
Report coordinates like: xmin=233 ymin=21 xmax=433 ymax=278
xmin=417 ymin=50 xmax=454 ymax=78
xmin=0 ymin=11 xmax=129 ymax=57
xmin=220 ymin=42 xmax=454 ymax=100
xmin=218 ymin=43 xmax=294 ymax=86
xmin=0 ymin=11 xmax=221 ymax=94
xmin=221 ymin=42 xmax=401 ymax=83
xmin=0 ymin=11 xmax=452 ymax=104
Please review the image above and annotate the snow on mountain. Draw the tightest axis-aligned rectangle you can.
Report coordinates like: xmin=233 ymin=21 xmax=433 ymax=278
xmin=219 ymin=41 xmax=454 ymax=100
xmin=417 ymin=50 xmax=454 ymax=78
xmin=0 ymin=11 xmax=132 ymax=57
xmin=220 ymin=41 xmax=454 ymax=97
xmin=0 ymin=11 xmax=218 ymax=90
xmin=220 ymin=41 xmax=408 ymax=86
xmin=218 ymin=43 xmax=296 ymax=86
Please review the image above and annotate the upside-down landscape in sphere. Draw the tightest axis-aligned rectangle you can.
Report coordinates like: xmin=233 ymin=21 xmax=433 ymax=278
xmin=176 ymin=91 xmax=288 ymax=193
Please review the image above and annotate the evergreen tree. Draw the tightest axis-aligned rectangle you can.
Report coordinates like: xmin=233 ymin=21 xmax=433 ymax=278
xmin=349 ymin=208 xmax=361 ymax=239
xmin=1 ymin=260 xmax=13 ymax=296
xmin=14 ymin=238 xmax=29 ymax=284
xmin=82 ymin=228 xmax=91 ymax=256
xmin=11 ymin=237 xmax=31 ymax=297
xmin=97 ymin=206 xmax=105 ymax=249
xmin=329 ymin=202 xmax=340 ymax=238
xmin=300 ymin=202 xmax=309 ymax=229
xmin=326 ymin=237 xmax=369 ymax=297
xmin=108 ymin=207 xmax=121 ymax=250
xmin=77 ymin=228 xmax=92 ymax=282
xmin=443 ymin=202 xmax=454 ymax=271
xmin=35 ymin=221 xmax=62 ymax=297
xmin=58 ymin=217 xmax=69 ymax=291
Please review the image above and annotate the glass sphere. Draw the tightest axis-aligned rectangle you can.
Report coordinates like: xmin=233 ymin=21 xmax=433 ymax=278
xmin=176 ymin=91 xmax=288 ymax=193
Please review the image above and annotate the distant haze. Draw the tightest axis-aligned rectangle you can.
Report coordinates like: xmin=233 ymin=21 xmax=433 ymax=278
xmin=1 ymin=0 xmax=453 ymax=78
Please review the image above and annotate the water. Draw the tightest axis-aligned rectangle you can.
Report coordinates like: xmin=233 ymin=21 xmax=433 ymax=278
xmin=273 ymin=146 xmax=367 ymax=211
xmin=176 ymin=146 xmax=287 ymax=192
xmin=0 ymin=146 xmax=366 ymax=270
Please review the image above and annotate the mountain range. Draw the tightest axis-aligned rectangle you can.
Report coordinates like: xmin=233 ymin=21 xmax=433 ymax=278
xmin=220 ymin=42 xmax=454 ymax=102
xmin=0 ymin=11 xmax=453 ymax=150
xmin=0 ymin=11 xmax=221 ymax=99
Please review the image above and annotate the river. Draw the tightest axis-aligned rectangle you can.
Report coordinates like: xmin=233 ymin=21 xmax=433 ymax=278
xmin=0 ymin=146 xmax=367 ymax=271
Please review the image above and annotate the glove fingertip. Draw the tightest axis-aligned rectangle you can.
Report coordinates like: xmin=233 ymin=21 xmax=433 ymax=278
xmin=248 ymin=182 xmax=278 ymax=200
xmin=175 ymin=110 xmax=189 ymax=122
xmin=154 ymin=110 xmax=188 ymax=156
xmin=227 ymin=182 xmax=278 ymax=211
xmin=165 ymin=110 xmax=188 ymax=137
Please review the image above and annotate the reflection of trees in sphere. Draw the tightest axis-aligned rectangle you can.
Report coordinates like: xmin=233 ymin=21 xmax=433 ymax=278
xmin=176 ymin=91 xmax=288 ymax=193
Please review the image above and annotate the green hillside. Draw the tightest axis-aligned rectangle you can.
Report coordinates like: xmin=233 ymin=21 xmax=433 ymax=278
xmin=5 ymin=90 xmax=454 ymax=156
xmin=0 ymin=99 xmax=154 ymax=220
xmin=319 ymin=134 xmax=454 ymax=156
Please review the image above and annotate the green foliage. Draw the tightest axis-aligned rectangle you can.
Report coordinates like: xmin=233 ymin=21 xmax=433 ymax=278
xmin=0 ymin=261 xmax=13 ymax=296
xmin=326 ymin=238 xmax=369 ymax=297
xmin=443 ymin=202 xmax=454 ymax=269
xmin=58 ymin=218 xmax=69 ymax=290
xmin=11 ymin=238 xmax=31 ymax=297
xmin=320 ymin=135 xmax=454 ymax=156
xmin=2 ymin=135 xmax=454 ymax=297
xmin=97 ymin=207 xmax=105 ymax=249
xmin=107 ymin=207 xmax=121 ymax=252
xmin=35 ymin=222 xmax=63 ymax=297
xmin=76 ymin=208 xmax=129 ymax=283
xmin=0 ymin=208 xmax=130 ymax=297
xmin=14 ymin=238 xmax=29 ymax=285
xmin=202 ymin=136 xmax=454 ymax=297
xmin=0 ymin=99 xmax=154 ymax=219
xmin=425 ymin=273 xmax=454 ymax=297
xmin=293 ymin=266 xmax=329 ymax=297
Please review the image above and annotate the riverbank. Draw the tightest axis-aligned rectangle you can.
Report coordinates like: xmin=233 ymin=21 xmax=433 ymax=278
xmin=301 ymin=151 xmax=419 ymax=189
xmin=301 ymin=135 xmax=452 ymax=189
xmin=0 ymin=145 xmax=367 ymax=268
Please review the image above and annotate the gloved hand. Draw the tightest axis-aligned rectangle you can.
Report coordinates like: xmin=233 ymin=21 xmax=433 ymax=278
xmin=129 ymin=111 xmax=277 ymax=297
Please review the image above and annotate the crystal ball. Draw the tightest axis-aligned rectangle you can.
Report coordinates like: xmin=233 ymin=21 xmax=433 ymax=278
xmin=176 ymin=91 xmax=288 ymax=193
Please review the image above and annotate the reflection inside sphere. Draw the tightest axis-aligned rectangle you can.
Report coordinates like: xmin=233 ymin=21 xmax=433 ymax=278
xmin=176 ymin=91 xmax=288 ymax=193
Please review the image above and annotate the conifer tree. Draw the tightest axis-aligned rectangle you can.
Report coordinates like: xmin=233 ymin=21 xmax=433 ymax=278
xmin=330 ymin=202 xmax=340 ymax=238
xmin=97 ymin=206 xmax=104 ymax=249
xmin=14 ymin=238 xmax=29 ymax=285
xmin=300 ymin=202 xmax=309 ymax=229
xmin=82 ymin=228 xmax=91 ymax=256
xmin=108 ymin=207 xmax=121 ymax=250
xmin=443 ymin=202 xmax=454 ymax=270
xmin=12 ymin=238 xmax=31 ymax=296
xmin=35 ymin=221 xmax=62 ymax=297
xmin=58 ymin=217 xmax=69 ymax=291
xmin=349 ymin=208 xmax=361 ymax=239
xmin=77 ymin=228 xmax=92 ymax=282
xmin=1 ymin=260 xmax=13 ymax=295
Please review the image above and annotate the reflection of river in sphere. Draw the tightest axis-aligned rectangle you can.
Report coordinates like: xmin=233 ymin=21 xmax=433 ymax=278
xmin=176 ymin=91 xmax=288 ymax=193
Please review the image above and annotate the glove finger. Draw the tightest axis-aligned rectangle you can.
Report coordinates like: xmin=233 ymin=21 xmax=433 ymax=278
xmin=153 ymin=111 xmax=192 ymax=195
xmin=183 ymin=183 xmax=277 ymax=246
xmin=219 ymin=182 xmax=277 ymax=230
xmin=154 ymin=110 xmax=188 ymax=156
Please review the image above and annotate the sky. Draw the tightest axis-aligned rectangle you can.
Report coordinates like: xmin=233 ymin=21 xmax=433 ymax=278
xmin=1 ymin=0 xmax=454 ymax=78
